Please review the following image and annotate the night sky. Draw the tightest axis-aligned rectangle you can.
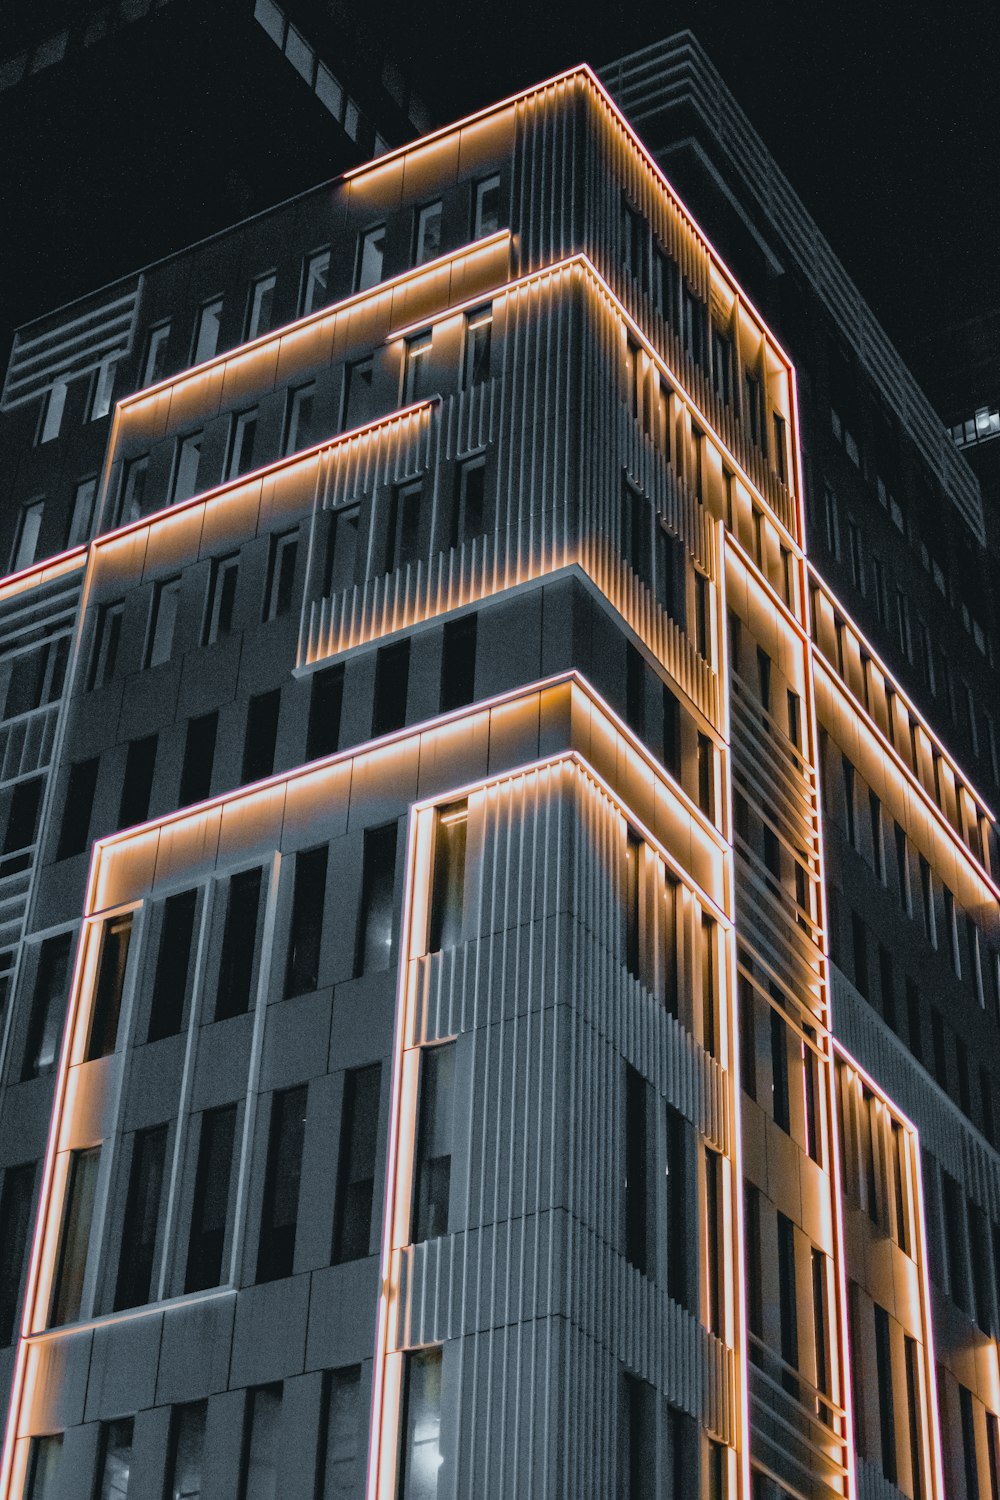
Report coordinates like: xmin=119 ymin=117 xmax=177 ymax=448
xmin=383 ymin=0 xmax=1000 ymax=357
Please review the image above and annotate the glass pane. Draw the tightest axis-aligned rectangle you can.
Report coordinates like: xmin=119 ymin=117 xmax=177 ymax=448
xmin=86 ymin=914 xmax=133 ymax=1061
xmin=244 ymin=1385 xmax=282 ymax=1500
xmin=168 ymin=1402 xmax=206 ymax=1500
xmin=321 ymin=1368 xmax=360 ymax=1499
xmin=357 ymin=227 xmax=385 ymax=291
xmin=398 ymin=1348 xmax=443 ymax=1500
xmin=26 ymin=1433 xmax=63 ymax=1500
xmin=412 ymin=1044 xmax=454 ymax=1243
xmin=416 ymin=203 xmax=442 ymax=265
xmin=51 ymin=1146 xmax=100 ymax=1325
xmin=97 ymin=1416 xmax=134 ymax=1500
xmin=194 ymin=301 xmax=222 ymax=364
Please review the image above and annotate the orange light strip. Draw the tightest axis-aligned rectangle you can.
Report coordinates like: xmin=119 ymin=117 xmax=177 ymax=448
xmin=116 ymin=231 xmax=510 ymax=410
xmin=0 ymin=546 xmax=87 ymax=603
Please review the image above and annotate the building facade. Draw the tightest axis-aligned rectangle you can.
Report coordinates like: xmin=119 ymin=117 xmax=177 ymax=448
xmin=0 ymin=54 xmax=996 ymax=1500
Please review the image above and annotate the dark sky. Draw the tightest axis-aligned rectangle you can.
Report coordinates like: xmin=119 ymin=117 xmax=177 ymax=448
xmin=383 ymin=0 xmax=1000 ymax=355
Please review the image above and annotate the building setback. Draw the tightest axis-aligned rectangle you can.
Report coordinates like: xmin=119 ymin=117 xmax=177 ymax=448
xmin=0 ymin=52 xmax=996 ymax=1500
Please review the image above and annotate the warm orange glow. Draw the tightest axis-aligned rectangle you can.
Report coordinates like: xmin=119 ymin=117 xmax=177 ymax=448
xmin=0 ymin=546 xmax=86 ymax=602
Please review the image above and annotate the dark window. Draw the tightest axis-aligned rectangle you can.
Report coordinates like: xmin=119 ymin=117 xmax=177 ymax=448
xmin=117 ymin=455 xmax=149 ymax=526
xmin=905 ymin=1338 xmax=925 ymax=1500
xmin=242 ymin=689 xmax=281 ymax=783
xmin=744 ymin=1183 xmax=762 ymax=1353
xmin=227 ymin=408 xmax=258 ymax=480
xmin=705 ymin=1148 xmax=723 ymax=1337
xmin=777 ymin=1213 xmax=798 ymax=1390
xmin=307 ymin=664 xmax=344 ymax=761
xmin=621 ymin=477 xmax=650 ymax=586
xmin=166 ymin=1401 xmax=207 ymax=1500
xmin=463 ymin=307 xmax=492 ymax=387
xmin=332 ymin=1064 xmax=381 ymax=1263
xmin=474 ymin=175 xmax=500 ymax=237
xmin=50 ymin=1145 xmax=100 ymax=1325
xmin=372 ymin=641 xmax=410 ymax=737
xmin=257 ymin=1087 xmax=307 ymax=1282
xmin=356 ymin=227 xmax=385 ymax=292
xmin=0 ymin=1163 xmax=35 ymax=1345
xmin=874 ymin=1304 xmax=897 ymax=1483
xmin=661 ymin=685 xmax=680 ymax=778
xmin=412 ymin=1043 xmax=454 ymax=1242
xmin=285 ymin=381 xmax=316 ymax=453
xmin=3 ymin=777 xmax=42 ymax=872
xmin=118 ymin=734 xmax=157 ymax=829
xmin=204 ymin=554 xmax=239 ymax=642
xmin=185 ymin=1106 xmax=236 ymax=1292
xmin=700 ymin=913 xmax=717 ymax=1056
xmin=317 ymin=1366 xmax=362 ymax=1499
xmin=739 ymin=976 xmax=757 ymax=1102
xmin=88 ymin=603 xmax=123 ymax=691
xmin=240 ymin=1384 xmax=283 ymax=1498
xmin=624 ymin=830 xmax=641 ymax=979
xmin=428 ymin=803 xmax=467 ymax=953
xmin=95 ymin=1416 xmax=133 ymax=1500
xmin=697 ymin=734 xmax=715 ymax=820
xmin=397 ymin=1348 xmax=443 ymax=1499
xmin=178 ymin=712 xmax=217 ymax=807
xmin=452 ymin=458 xmax=485 ymax=549
xmin=342 ymin=361 xmax=372 ymax=431
xmin=812 ymin=1249 xmax=831 ymax=1414
xmin=624 ymin=1065 xmax=652 ymax=1276
xmin=215 ymin=868 xmax=263 ymax=1021
xmin=148 ymin=889 xmax=198 ymax=1042
xmin=25 ymin=1435 xmax=63 ymax=1500
xmin=171 ymin=433 xmax=202 ymax=504
xmin=355 ymin=823 xmax=397 ymax=976
xmin=624 ymin=1372 xmax=656 ymax=1500
xmin=415 ymin=201 xmax=443 ymax=263
xmin=114 ymin=1125 xmax=167 ymax=1309
xmin=744 ymin=370 xmax=765 ymax=447
xmin=22 ymin=933 xmax=72 ymax=1080
xmin=86 ymin=913 xmax=133 ymax=1061
xmin=57 ymin=756 xmax=98 ymax=859
xmin=264 ymin=531 xmax=298 ymax=621
xmin=387 ymin=482 xmax=423 ymax=574
xmin=285 ymin=845 xmax=328 ymax=997
xmin=440 ymin=614 xmax=477 ymax=712
xmin=324 ymin=504 xmax=360 ymax=594
xmin=770 ymin=1007 xmax=790 ymax=1133
xmin=960 ymin=1385 xmax=978 ymax=1500
xmin=403 ymin=332 xmax=433 ymax=404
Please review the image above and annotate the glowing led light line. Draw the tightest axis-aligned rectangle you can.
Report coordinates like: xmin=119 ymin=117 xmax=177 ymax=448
xmin=0 ymin=547 xmax=87 ymax=602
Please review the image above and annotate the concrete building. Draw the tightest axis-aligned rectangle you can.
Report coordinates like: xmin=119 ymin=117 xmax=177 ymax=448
xmin=0 ymin=45 xmax=996 ymax=1500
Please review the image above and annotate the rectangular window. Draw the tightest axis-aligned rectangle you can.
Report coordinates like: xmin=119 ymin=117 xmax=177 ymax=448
xmin=285 ymin=381 xmax=316 ymax=453
xmin=38 ymin=380 xmax=67 ymax=444
xmin=744 ymin=370 xmax=765 ymax=447
xmin=57 ymin=755 xmax=98 ymax=860
xmin=474 ymin=174 xmax=500 ymax=237
xmin=185 ymin=1106 xmax=236 ymax=1292
xmin=387 ymin=481 xmax=423 ymax=572
xmin=895 ymin=823 xmax=911 ymax=915
xmin=114 ymin=1124 xmax=167 ymax=1309
xmin=240 ymin=1384 xmax=282 ymax=1500
xmin=66 ymin=476 xmax=97 ymax=548
xmin=0 ymin=1163 xmax=35 ymax=1345
xmin=179 ymin=711 xmax=217 ymax=807
xmin=143 ymin=321 xmax=171 ymax=386
xmin=624 ymin=1065 xmax=653 ymax=1276
xmin=246 ymin=273 xmax=276 ymax=341
xmin=700 ymin=913 xmax=717 ymax=1056
xmin=148 ymin=889 xmax=197 ymax=1042
xmin=215 ymin=867 xmax=263 ymax=1021
xmin=919 ymin=856 xmax=936 ymax=946
xmin=118 ymin=455 xmax=148 ymax=525
xmin=86 ymin=913 xmax=133 ymax=1061
xmin=166 ymin=1401 xmax=207 ymax=1500
xmin=869 ymin=791 xmax=884 ymax=881
xmin=301 ymin=249 xmax=330 ymax=316
xmin=428 ymin=803 xmax=467 ymax=953
xmin=285 ymin=845 xmax=328 ymax=997
xmin=343 ymin=359 xmax=373 ymax=430
xmin=440 ymin=614 xmax=477 ymax=712
xmin=744 ymin=1183 xmax=763 ymax=1355
xmin=88 ymin=357 xmax=118 ymax=421
xmin=307 ymin=664 xmax=344 ymax=761
xmin=621 ymin=476 xmax=649 ymax=584
xmin=624 ymin=1373 xmax=656 ymax=1500
xmin=204 ymin=554 xmax=239 ymax=645
xmin=415 ymin=201 xmax=443 ymax=264
xmin=412 ymin=1043 xmax=455 ymax=1243
xmin=258 ymin=532 xmax=296 ymax=625
xmin=172 ymin=432 xmax=202 ymax=503
xmin=397 ymin=1347 xmax=443 ymax=1499
xmin=318 ymin=1366 xmax=362 ymax=1499
xmin=242 ymin=688 xmax=281 ymax=783
xmin=227 ymin=408 xmax=258 ymax=481
xmin=332 ymin=1064 xmax=380 ymax=1263
xmin=257 ymin=1087 xmax=306 ymax=1282
xmin=193 ymin=298 xmax=223 ymax=364
xmin=851 ymin=910 xmax=869 ymax=998
xmin=771 ymin=1007 xmax=790 ymax=1132
xmin=95 ymin=1416 xmax=133 ymax=1500
xmin=324 ymin=504 xmax=359 ymax=593
xmin=463 ymin=306 xmax=492 ymax=387
xmin=356 ymin=226 xmax=385 ymax=292
xmin=146 ymin=576 xmax=181 ymax=668
xmin=772 ymin=411 xmax=788 ymax=482
xmin=50 ymin=1145 xmax=100 ymax=1325
xmin=372 ymin=641 xmax=410 ymax=737
xmin=812 ymin=1249 xmax=831 ymax=1411
xmin=452 ymin=457 xmax=485 ymax=548
xmin=22 ymin=933 xmax=71 ymax=1081
xmin=355 ymin=822 xmax=397 ymax=976
xmin=402 ymin=331 xmax=433 ymax=404
xmin=705 ymin=1148 xmax=723 ymax=1337
xmin=11 ymin=500 xmax=45 ymax=572
xmin=904 ymin=1339 xmax=925 ymax=1500
xmin=25 ymin=1435 xmax=63 ymax=1499
xmin=3 ymin=778 xmax=42 ymax=868
xmin=118 ymin=733 xmax=157 ymax=830
xmin=961 ymin=1386 xmax=979 ymax=1500
xmin=777 ymin=1213 xmax=798 ymax=1389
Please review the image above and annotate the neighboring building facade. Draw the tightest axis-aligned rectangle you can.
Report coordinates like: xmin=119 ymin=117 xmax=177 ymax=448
xmin=0 ymin=52 xmax=995 ymax=1500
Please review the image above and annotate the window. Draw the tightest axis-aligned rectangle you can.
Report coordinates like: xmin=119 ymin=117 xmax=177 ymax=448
xmin=415 ymin=200 xmax=443 ymax=264
xmin=166 ymin=1401 xmax=207 ymax=1500
xmin=50 ymin=1145 xmax=100 ymax=1325
xmin=474 ymin=174 xmax=500 ymax=237
xmin=355 ymin=823 xmax=397 ymax=976
xmin=178 ymin=711 xmax=217 ymax=807
xmin=95 ymin=1416 xmax=133 ymax=1500
xmin=324 ymin=504 xmax=359 ymax=592
xmin=711 ymin=328 xmax=732 ymax=406
xmin=386 ymin=480 xmax=423 ymax=574
xmin=240 ymin=1385 xmax=283 ymax=1500
xmin=146 ymin=576 xmax=181 ymax=667
xmin=318 ymin=1367 xmax=362 ymax=1499
xmin=285 ymin=845 xmax=328 ymax=997
xmin=919 ymin=856 xmax=936 ymax=946
xmin=11 ymin=500 xmax=44 ymax=572
xmin=38 ymin=380 xmax=67 ymax=444
xmin=22 ymin=933 xmax=71 ymax=1081
xmin=25 ymin=1435 xmax=63 ymax=1499
xmin=663 ymin=1107 xmax=688 ymax=1307
xmin=301 ymin=249 xmax=331 ymax=316
xmin=262 ymin=528 xmax=298 ymax=622
xmin=192 ymin=298 xmax=223 ymax=364
xmin=704 ymin=1148 xmax=723 ymax=1337
xmin=624 ymin=1065 xmax=653 ymax=1276
xmin=621 ymin=477 xmax=650 ymax=584
xmin=227 ymin=408 xmax=258 ymax=480
xmin=57 ymin=755 xmax=98 ymax=859
xmin=242 ymin=688 xmax=281 ymax=783
xmin=203 ymin=554 xmax=239 ymax=644
xmin=3 ymin=778 xmax=42 ymax=869
xmin=246 ymin=273 xmax=276 ymax=340
xmin=148 ymin=889 xmax=198 ymax=1042
xmin=215 ymin=867 xmax=263 ymax=1020
xmin=333 ymin=1064 xmax=380 ymax=1262
xmin=624 ymin=1373 xmax=656 ymax=1500
xmin=372 ymin=641 xmax=410 ymax=738
xmin=172 ymin=432 xmax=202 ymax=504
xmin=397 ymin=1347 xmax=443 ymax=1499
xmin=86 ymin=913 xmax=133 ymax=1061
xmin=462 ymin=306 xmax=492 ymax=387
xmin=142 ymin=322 xmax=171 ymax=386
xmin=66 ymin=477 xmax=97 ymax=548
xmin=307 ymin=664 xmax=344 ymax=761
xmin=777 ymin=1213 xmax=799 ymax=1390
xmin=185 ymin=1108 xmax=236 ymax=1292
xmin=2 ymin=635 xmax=68 ymax=718
xmin=88 ymin=358 xmax=118 ymax=421
xmin=114 ymin=1125 xmax=167 ymax=1309
xmin=428 ymin=803 xmax=467 ymax=952
xmin=680 ymin=283 xmax=705 ymax=365
xmin=412 ymin=1044 xmax=454 ymax=1242
xmin=257 ymin=1087 xmax=306 ymax=1282
xmin=0 ymin=1163 xmax=35 ymax=1345
xmin=659 ymin=523 xmax=686 ymax=621
xmin=744 ymin=370 xmax=765 ymax=446
xmin=118 ymin=734 xmax=157 ymax=828
xmin=452 ymin=457 xmax=485 ymax=548
xmin=285 ymin=382 xmax=316 ymax=453
xmin=822 ymin=484 xmax=841 ymax=559
xmin=904 ymin=1339 xmax=925 ymax=1500
xmin=403 ymin=331 xmax=433 ymax=404
xmin=356 ymin=226 xmax=385 ymax=292
xmin=697 ymin=734 xmax=715 ymax=821
xmin=440 ymin=614 xmax=476 ymax=712
xmin=772 ymin=412 xmax=788 ymax=482
xmin=118 ymin=455 xmax=148 ymax=524
xmin=771 ymin=1007 xmax=790 ymax=1131
xmin=847 ymin=516 xmax=865 ymax=593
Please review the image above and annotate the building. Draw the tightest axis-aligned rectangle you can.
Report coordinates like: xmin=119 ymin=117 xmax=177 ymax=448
xmin=0 ymin=45 xmax=996 ymax=1500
